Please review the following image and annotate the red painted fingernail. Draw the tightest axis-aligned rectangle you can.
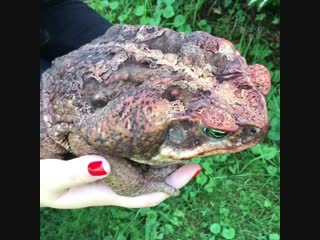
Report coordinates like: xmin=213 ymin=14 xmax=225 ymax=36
xmin=88 ymin=161 xmax=107 ymax=176
xmin=192 ymin=168 xmax=202 ymax=179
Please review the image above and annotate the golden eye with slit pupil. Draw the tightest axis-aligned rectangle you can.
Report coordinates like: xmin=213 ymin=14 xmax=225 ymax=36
xmin=202 ymin=127 xmax=229 ymax=139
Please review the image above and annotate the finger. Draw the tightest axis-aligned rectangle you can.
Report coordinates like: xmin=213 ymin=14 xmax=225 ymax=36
xmin=51 ymin=155 xmax=111 ymax=191
xmin=50 ymin=163 xmax=202 ymax=209
xmin=51 ymin=181 xmax=117 ymax=209
xmin=52 ymin=181 xmax=167 ymax=209
xmin=165 ymin=163 xmax=202 ymax=189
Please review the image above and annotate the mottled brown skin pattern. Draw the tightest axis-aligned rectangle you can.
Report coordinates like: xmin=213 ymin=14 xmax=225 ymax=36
xmin=40 ymin=25 xmax=271 ymax=196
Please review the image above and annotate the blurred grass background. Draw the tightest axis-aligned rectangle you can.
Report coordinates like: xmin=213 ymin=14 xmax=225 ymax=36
xmin=40 ymin=0 xmax=280 ymax=239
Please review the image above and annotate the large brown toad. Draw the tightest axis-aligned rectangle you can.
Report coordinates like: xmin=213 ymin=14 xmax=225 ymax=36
xmin=40 ymin=25 xmax=271 ymax=196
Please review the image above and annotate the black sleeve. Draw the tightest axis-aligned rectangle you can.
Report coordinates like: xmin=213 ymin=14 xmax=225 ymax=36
xmin=40 ymin=0 xmax=113 ymax=61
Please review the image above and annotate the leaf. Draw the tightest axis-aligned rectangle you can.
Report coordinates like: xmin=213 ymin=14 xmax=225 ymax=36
xmin=210 ymin=223 xmax=221 ymax=234
xmin=101 ymin=0 xmax=109 ymax=7
xmin=198 ymin=20 xmax=212 ymax=33
xmin=173 ymin=15 xmax=186 ymax=27
xmin=173 ymin=209 xmax=185 ymax=218
xmin=170 ymin=216 xmax=181 ymax=226
xmin=185 ymin=227 xmax=194 ymax=237
xmin=139 ymin=207 xmax=149 ymax=216
xmin=268 ymin=129 xmax=280 ymax=141
xmin=270 ymin=115 xmax=280 ymax=130
xmin=224 ymin=0 xmax=232 ymax=7
xmin=251 ymin=44 xmax=272 ymax=61
xmin=263 ymin=199 xmax=272 ymax=208
xmin=117 ymin=15 xmax=127 ymax=23
xmin=269 ymin=233 xmax=280 ymax=240
xmin=266 ymin=166 xmax=277 ymax=176
xmin=271 ymin=69 xmax=280 ymax=83
xmin=149 ymin=12 xmax=161 ymax=25
xmin=221 ymin=227 xmax=236 ymax=239
xmin=147 ymin=211 xmax=157 ymax=221
xmin=259 ymin=0 xmax=269 ymax=10
xmin=156 ymin=233 xmax=164 ymax=239
xmin=250 ymin=144 xmax=278 ymax=159
xmin=248 ymin=0 xmax=259 ymax=6
xmin=202 ymin=160 xmax=214 ymax=174
xmin=255 ymin=13 xmax=266 ymax=21
xmin=164 ymin=224 xmax=174 ymax=234
xmin=196 ymin=173 xmax=208 ymax=186
xmin=199 ymin=19 xmax=207 ymax=26
xmin=204 ymin=178 xmax=216 ymax=193
xmin=228 ymin=164 xmax=239 ymax=174
xmin=162 ymin=5 xmax=174 ymax=19
xmin=213 ymin=6 xmax=222 ymax=14
xmin=268 ymin=116 xmax=280 ymax=141
xmin=178 ymin=24 xmax=192 ymax=33
xmin=189 ymin=191 xmax=197 ymax=198
xmin=109 ymin=1 xmax=119 ymax=10
xmin=134 ymin=5 xmax=145 ymax=16
xmin=264 ymin=147 xmax=278 ymax=160
xmin=272 ymin=17 xmax=280 ymax=24
xmin=116 ymin=234 xmax=126 ymax=240
xmin=140 ymin=16 xmax=149 ymax=25
xmin=213 ymin=154 xmax=230 ymax=162
xmin=204 ymin=25 xmax=212 ymax=33
xmin=250 ymin=144 xmax=263 ymax=155
xmin=201 ymin=221 xmax=209 ymax=227
xmin=148 ymin=18 xmax=158 ymax=25
xmin=219 ymin=207 xmax=229 ymax=216
xmin=200 ymin=233 xmax=210 ymax=239
xmin=145 ymin=211 xmax=158 ymax=240
xmin=165 ymin=0 xmax=175 ymax=5
xmin=271 ymin=207 xmax=280 ymax=222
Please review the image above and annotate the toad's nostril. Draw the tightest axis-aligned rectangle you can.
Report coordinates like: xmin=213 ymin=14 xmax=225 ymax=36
xmin=242 ymin=126 xmax=261 ymax=138
xmin=162 ymin=85 xmax=182 ymax=102
xmin=250 ymin=128 xmax=257 ymax=134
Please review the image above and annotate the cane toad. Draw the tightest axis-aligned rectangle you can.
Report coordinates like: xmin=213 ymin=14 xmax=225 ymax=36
xmin=40 ymin=25 xmax=271 ymax=196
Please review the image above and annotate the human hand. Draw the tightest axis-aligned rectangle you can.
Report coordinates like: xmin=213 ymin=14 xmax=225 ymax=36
xmin=40 ymin=155 xmax=202 ymax=209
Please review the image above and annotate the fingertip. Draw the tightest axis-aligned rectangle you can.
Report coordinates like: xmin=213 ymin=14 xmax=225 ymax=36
xmin=165 ymin=163 xmax=202 ymax=189
xmin=191 ymin=168 xmax=203 ymax=179
xmin=76 ymin=155 xmax=111 ymax=176
xmin=66 ymin=155 xmax=111 ymax=180
xmin=87 ymin=160 xmax=109 ymax=176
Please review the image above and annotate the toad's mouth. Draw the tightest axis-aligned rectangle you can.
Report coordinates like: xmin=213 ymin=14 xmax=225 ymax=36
xmin=140 ymin=124 xmax=267 ymax=165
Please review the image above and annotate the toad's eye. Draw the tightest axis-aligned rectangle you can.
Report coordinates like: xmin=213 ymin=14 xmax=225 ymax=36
xmin=201 ymin=127 xmax=229 ymax=139
xmin=91 ymin=94 xmax=109 ymax=108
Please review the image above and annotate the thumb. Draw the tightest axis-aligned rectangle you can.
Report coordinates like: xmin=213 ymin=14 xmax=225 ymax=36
xmin=165 ymin=163 xmax=202 ymax=189
xmin=50 ymin=155 xmax=111 ymax=191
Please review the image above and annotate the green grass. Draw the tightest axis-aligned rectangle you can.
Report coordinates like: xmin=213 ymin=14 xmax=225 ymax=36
xmin=40 ymin=0 xmax=280 ymax=239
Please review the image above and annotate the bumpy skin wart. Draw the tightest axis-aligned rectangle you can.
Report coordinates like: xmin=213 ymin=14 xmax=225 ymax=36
xmin=40 ymin=25 xmax=271 ymax=196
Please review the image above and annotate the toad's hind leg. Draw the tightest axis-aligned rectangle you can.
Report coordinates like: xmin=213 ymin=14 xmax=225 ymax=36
xmin=101 ymin=155 xmax=181 ymax=197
